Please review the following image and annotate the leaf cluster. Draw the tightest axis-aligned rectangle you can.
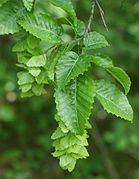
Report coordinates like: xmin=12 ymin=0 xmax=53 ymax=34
xmin=0 ymin=0 xmax=133 ymax=172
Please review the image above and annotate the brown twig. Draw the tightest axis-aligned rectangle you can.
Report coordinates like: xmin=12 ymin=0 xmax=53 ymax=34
xmin=95 ymin=0 xmax=109 ymax=32
xmin=85 ymin=0 xmax=96 ymax=35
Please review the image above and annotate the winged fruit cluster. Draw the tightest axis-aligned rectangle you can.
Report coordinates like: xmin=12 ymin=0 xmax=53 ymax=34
xmin=0 ymin=0 xmax=133 ymax=172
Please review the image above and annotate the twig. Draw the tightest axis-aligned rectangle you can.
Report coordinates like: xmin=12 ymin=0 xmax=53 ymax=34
xmin=95 ymin=0 xmax=109 ymax=32
xmin=90 ymin=121 xmax=120 ymax=179
xmin=85 ymin=0 xmax=96 ymax=35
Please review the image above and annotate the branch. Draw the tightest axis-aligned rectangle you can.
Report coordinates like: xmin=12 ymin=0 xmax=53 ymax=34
xmin=85 ymin=0 xmax=108 ymax=35
xmin=85 ymin=0 xmax=95 ymax=34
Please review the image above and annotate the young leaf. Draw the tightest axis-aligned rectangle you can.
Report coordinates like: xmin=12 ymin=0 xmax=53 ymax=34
xmin=95 ymin=80 xmax=133 ymax=122
xmin=55 ymin=75 xmax=96 ymax=134
xmin=35 ymin=71 xmax=48 ymax=84
xmin=27 ymin=34 xmax=40 ymax=49
xmin=18 ymin=13 xmax=62 ymax=44
xmin=22 ymin=0 xmax=34 ymax=12
xmin=17 ymin=71 xmax=34 ymax=85
xmin=21 ymin=90 xmax=34 ymax=98
xmin=26 ymin=55 xmax=46 ymax=67
xmin=84 ymin=32 xmax=109 ymax=50
xmin=32 ymin=83 xmax=45 ymax=96
xmin=56 ymin=51 xmax=93 ymax=89
xmin=17 ymin=52 xmax=30 ymax=64
xmin=0 ymin=1 xmax=23 ymax=34
xmin=51 ymin=127 xmax=66 ymax=140
xmin=20 ymin=83 xmax=32 ymax=93
xmin=28 ymin=67 xmax=41 ymax=77
xmin=13 ymin=39 xmax=28 ymax=52
xmin=52 ymin=117 xmax=89 ymax=172
xmin=59 ymin=154 xmax=76 ymax=172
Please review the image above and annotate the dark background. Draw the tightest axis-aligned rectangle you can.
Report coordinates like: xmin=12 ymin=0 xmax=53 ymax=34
xmin=0 ymin=0 xmax=139 ymax=178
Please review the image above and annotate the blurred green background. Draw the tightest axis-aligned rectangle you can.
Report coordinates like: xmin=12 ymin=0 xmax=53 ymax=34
xmin=0 ymin=0 xmax=139 ymax=179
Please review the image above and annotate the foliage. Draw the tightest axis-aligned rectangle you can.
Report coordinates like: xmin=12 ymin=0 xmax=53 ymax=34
xmin=0 ymin=0 xmax=137 ymax=176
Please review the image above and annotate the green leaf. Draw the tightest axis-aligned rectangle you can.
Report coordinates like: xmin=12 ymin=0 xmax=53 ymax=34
xmin=48 ymin=0 xmax=77 ymax=25
xmin=35 ymin=71 xmax=48 ymax=84
xmin=46 ymin=46 xmax=65 ymax=82
xmin=20 ymin=83 xmax=32 ymax=93
xmin=51 ymin=127 xmax=65 ymax=140
xmin=75 ymin=20 xmax=86 ymax=36
xmin=52 ymin=112 xmax=89 ymax=172
xmin=59 ymin=154 xmax=76 ymax=172
xmin=84 ymin=32 xmax=109 ymax=50
xmin=67 ymin=145 xmax=89 ymax=158
xmin=28 ymin=67 xmax=41 ymax=77
xmin=26 ymin=55 xmax=46 ymax=67
xmin=32 ymin=83 xmax=45 ymax=96
xmin=95 ymin=80 xmax=133 ymax=122
xmin=13 ymin=39 xmax=28 ymax=52
xmin=55 ymin=75 xmax=96 ymax=134
xmin=92 ymin=55 xmax=113 ymax=68
xmin=107 ymin=67 xmax=131 ymax=95
xmin=53 ymin=132 xmax=88 ymax=150
xmin=23 ymin=0 xmax=34 ymax=12
xmin=52 ymin=126 xmax=89 ymax=172
xmin=27 ymin=34 xmax=40 ymax=49
xmin=56 ymin=51 xmax=93 ymax=89
xmin=17 ymin=52 xmax=31 ymax=64
xmin=17 ymin=71 xmax=34 ymax=85
xmin=0 ymin=1 xmax=23 ymax=34
xmin=55 ymin=114 xmax=69 ymax=133
xmin=18 ymin=13 xmax=62 ymax=44
xmin=53 ymin=145 xmax=88 ymax=159
xmin=21 ymin=90 xmax=34 ymax=98
xmin=92 ymin=55 xmax=131 ymax=94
